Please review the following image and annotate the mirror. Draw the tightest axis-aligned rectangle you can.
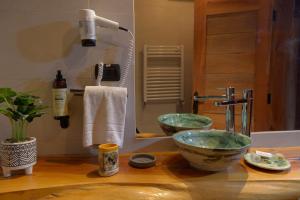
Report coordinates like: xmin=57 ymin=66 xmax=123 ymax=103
xmin=135 ymin=0 xmax=300 ymax=138
xmin=135 ymin=0 xmax=194 ymax=138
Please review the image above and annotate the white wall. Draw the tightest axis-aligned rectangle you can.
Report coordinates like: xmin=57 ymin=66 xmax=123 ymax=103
xmin=0 ymin=0 xmax=137 ymax=155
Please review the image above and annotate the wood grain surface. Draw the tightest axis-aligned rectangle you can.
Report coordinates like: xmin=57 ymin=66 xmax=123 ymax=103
xmin=0 ymin=147 xmax=299 ymax=199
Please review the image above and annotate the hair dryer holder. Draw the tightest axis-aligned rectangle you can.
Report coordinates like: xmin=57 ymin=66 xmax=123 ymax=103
xmin=95 ymin=63 xmax=120 ymax=81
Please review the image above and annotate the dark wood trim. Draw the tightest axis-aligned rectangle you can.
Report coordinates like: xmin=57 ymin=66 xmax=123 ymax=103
xmin=269 ymin=0 xmax=297 ymax=130
xmin=253 ymin=0 xmax=273 ymax=131
xmin=193 ymin=0 xmax=207 ymax=98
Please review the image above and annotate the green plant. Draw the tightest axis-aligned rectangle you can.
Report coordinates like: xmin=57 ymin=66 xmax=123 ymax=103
xmin=0 ymin=88 xmax=47 ymax=142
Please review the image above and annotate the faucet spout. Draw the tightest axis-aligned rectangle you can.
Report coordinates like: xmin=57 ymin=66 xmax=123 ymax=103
xmin=193 ymin=92 xmax=226 ymax=114
xmin=194 ymin=95 xmax=226 ymax=101
xmin=214 ymin=99 xmax=247 ymax=106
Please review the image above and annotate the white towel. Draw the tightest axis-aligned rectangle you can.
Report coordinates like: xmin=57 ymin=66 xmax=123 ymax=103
xmin=83 ymin=86 xmax=127 ymax=148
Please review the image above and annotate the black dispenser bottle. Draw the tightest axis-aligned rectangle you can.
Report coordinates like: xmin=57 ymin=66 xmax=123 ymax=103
xmin=52 ymin=70 xmax=69 ymax=128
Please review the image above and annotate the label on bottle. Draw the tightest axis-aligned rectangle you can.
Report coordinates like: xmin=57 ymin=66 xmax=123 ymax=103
xmin=52 ymin=88 xmax=68 ymax=117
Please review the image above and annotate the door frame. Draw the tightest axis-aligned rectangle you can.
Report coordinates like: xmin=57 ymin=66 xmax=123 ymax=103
xmin=269 ymin=0 xmax=298 ymax=130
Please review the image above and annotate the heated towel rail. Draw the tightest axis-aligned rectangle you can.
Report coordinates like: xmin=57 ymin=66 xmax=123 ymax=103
xmin=143 ymin=45 xmax=184 ymax=104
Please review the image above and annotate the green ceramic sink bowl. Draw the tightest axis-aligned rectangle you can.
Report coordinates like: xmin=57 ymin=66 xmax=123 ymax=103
xmin=173 ymin=130 xmax=251 ymax=171
xmin=157 ymin=113 xmax=213 ymax=136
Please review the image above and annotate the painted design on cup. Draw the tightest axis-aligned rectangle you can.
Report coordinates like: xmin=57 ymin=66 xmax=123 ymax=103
xmin=103 ymin=151 xmax=118 ymax=171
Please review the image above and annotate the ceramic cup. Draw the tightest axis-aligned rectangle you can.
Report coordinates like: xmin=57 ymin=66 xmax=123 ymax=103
xmin=98 ymin=143 xmax=119 ymax=176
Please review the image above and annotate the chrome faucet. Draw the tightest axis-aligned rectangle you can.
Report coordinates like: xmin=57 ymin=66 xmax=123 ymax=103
xmin=193 ymin=90 xmax=227 ymax=114
xmin=193 ymin=87 xmax=253 ymax=136
xmin=214 ymin=88 xmax=253 ymax=136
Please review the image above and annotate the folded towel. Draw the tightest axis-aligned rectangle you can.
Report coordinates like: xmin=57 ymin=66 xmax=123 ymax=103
xmin=83 ymin=86 xmax=127 ymax=148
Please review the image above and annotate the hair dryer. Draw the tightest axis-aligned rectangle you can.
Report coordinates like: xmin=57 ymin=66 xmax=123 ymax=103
xmin=78 ymin=9 xmax=134 ymax=87
xmin=79 ymin=9 xmax=127 ymax=47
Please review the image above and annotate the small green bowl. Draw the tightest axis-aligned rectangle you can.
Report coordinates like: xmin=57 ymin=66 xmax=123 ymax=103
xmin=157 ymin=113 xmax=213 ymax=136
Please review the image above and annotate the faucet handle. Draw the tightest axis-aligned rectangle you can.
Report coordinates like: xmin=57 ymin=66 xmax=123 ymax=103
xmin=243 ymin=89 xmax=253 ymax=100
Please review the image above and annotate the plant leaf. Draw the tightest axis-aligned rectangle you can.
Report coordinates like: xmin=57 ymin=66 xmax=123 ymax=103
xmin=0 ymin=88 xmax=47 ymax=123
xmin=0 ymin=88 xmax=16 ymax=103
xmin=0 ymin=108 xmax=13 ymax=118
xmin=14 ymin=95 xmax=35 ymax=106
xmin=7 ymin=108 xmax=23 ymax=121
xmin=26 ymin=112 xmax=45 ymax=122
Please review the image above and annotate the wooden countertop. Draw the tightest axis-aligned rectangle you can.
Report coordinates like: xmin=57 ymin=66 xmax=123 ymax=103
xmin=0 ymin=147 xmax=300 ymax=199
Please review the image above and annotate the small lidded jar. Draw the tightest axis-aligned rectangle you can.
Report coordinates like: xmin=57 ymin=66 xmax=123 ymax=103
xmin=98 ymin=143 xmax=119 ymax=176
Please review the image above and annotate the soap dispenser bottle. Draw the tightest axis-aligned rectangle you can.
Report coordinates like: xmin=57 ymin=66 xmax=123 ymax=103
xmin=52 ymin=70 xmax=69 ymax=128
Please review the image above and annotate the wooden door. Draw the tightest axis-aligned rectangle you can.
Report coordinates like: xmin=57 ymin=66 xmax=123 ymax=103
xmin=193 ymin=0 xmax=273 ymax=131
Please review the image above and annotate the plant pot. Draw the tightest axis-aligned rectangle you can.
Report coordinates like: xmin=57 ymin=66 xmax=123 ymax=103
xmin=0 ymin=137 xmax=37 ymax=177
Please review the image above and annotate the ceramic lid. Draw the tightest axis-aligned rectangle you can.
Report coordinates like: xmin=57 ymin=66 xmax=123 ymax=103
xmin=129 ymin=153 xmax=156 ymax=169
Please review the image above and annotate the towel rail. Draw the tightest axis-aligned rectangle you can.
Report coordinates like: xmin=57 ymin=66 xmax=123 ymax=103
xmin=143 ymin=45 xmax=184 ymax=104
xmin=70 ymin=89 xmax=85 ymax=96
xmin=70 ymin=89 xmax=128 ymax=97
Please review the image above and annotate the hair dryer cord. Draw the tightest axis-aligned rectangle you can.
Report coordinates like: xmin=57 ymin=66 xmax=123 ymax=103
xmin=120 ymin=30 xmax=134 ymax=87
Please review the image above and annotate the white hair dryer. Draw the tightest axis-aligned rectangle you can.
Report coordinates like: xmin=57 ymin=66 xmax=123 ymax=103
xmin=79 ymin=9 xmax=128 ymax=47
xmin=78 ymin=9 xmax=134 ymax=87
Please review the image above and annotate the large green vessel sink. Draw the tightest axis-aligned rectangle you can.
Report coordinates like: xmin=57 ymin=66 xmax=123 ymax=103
xmin=173 ymin=130 xmax=251 ymax=171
